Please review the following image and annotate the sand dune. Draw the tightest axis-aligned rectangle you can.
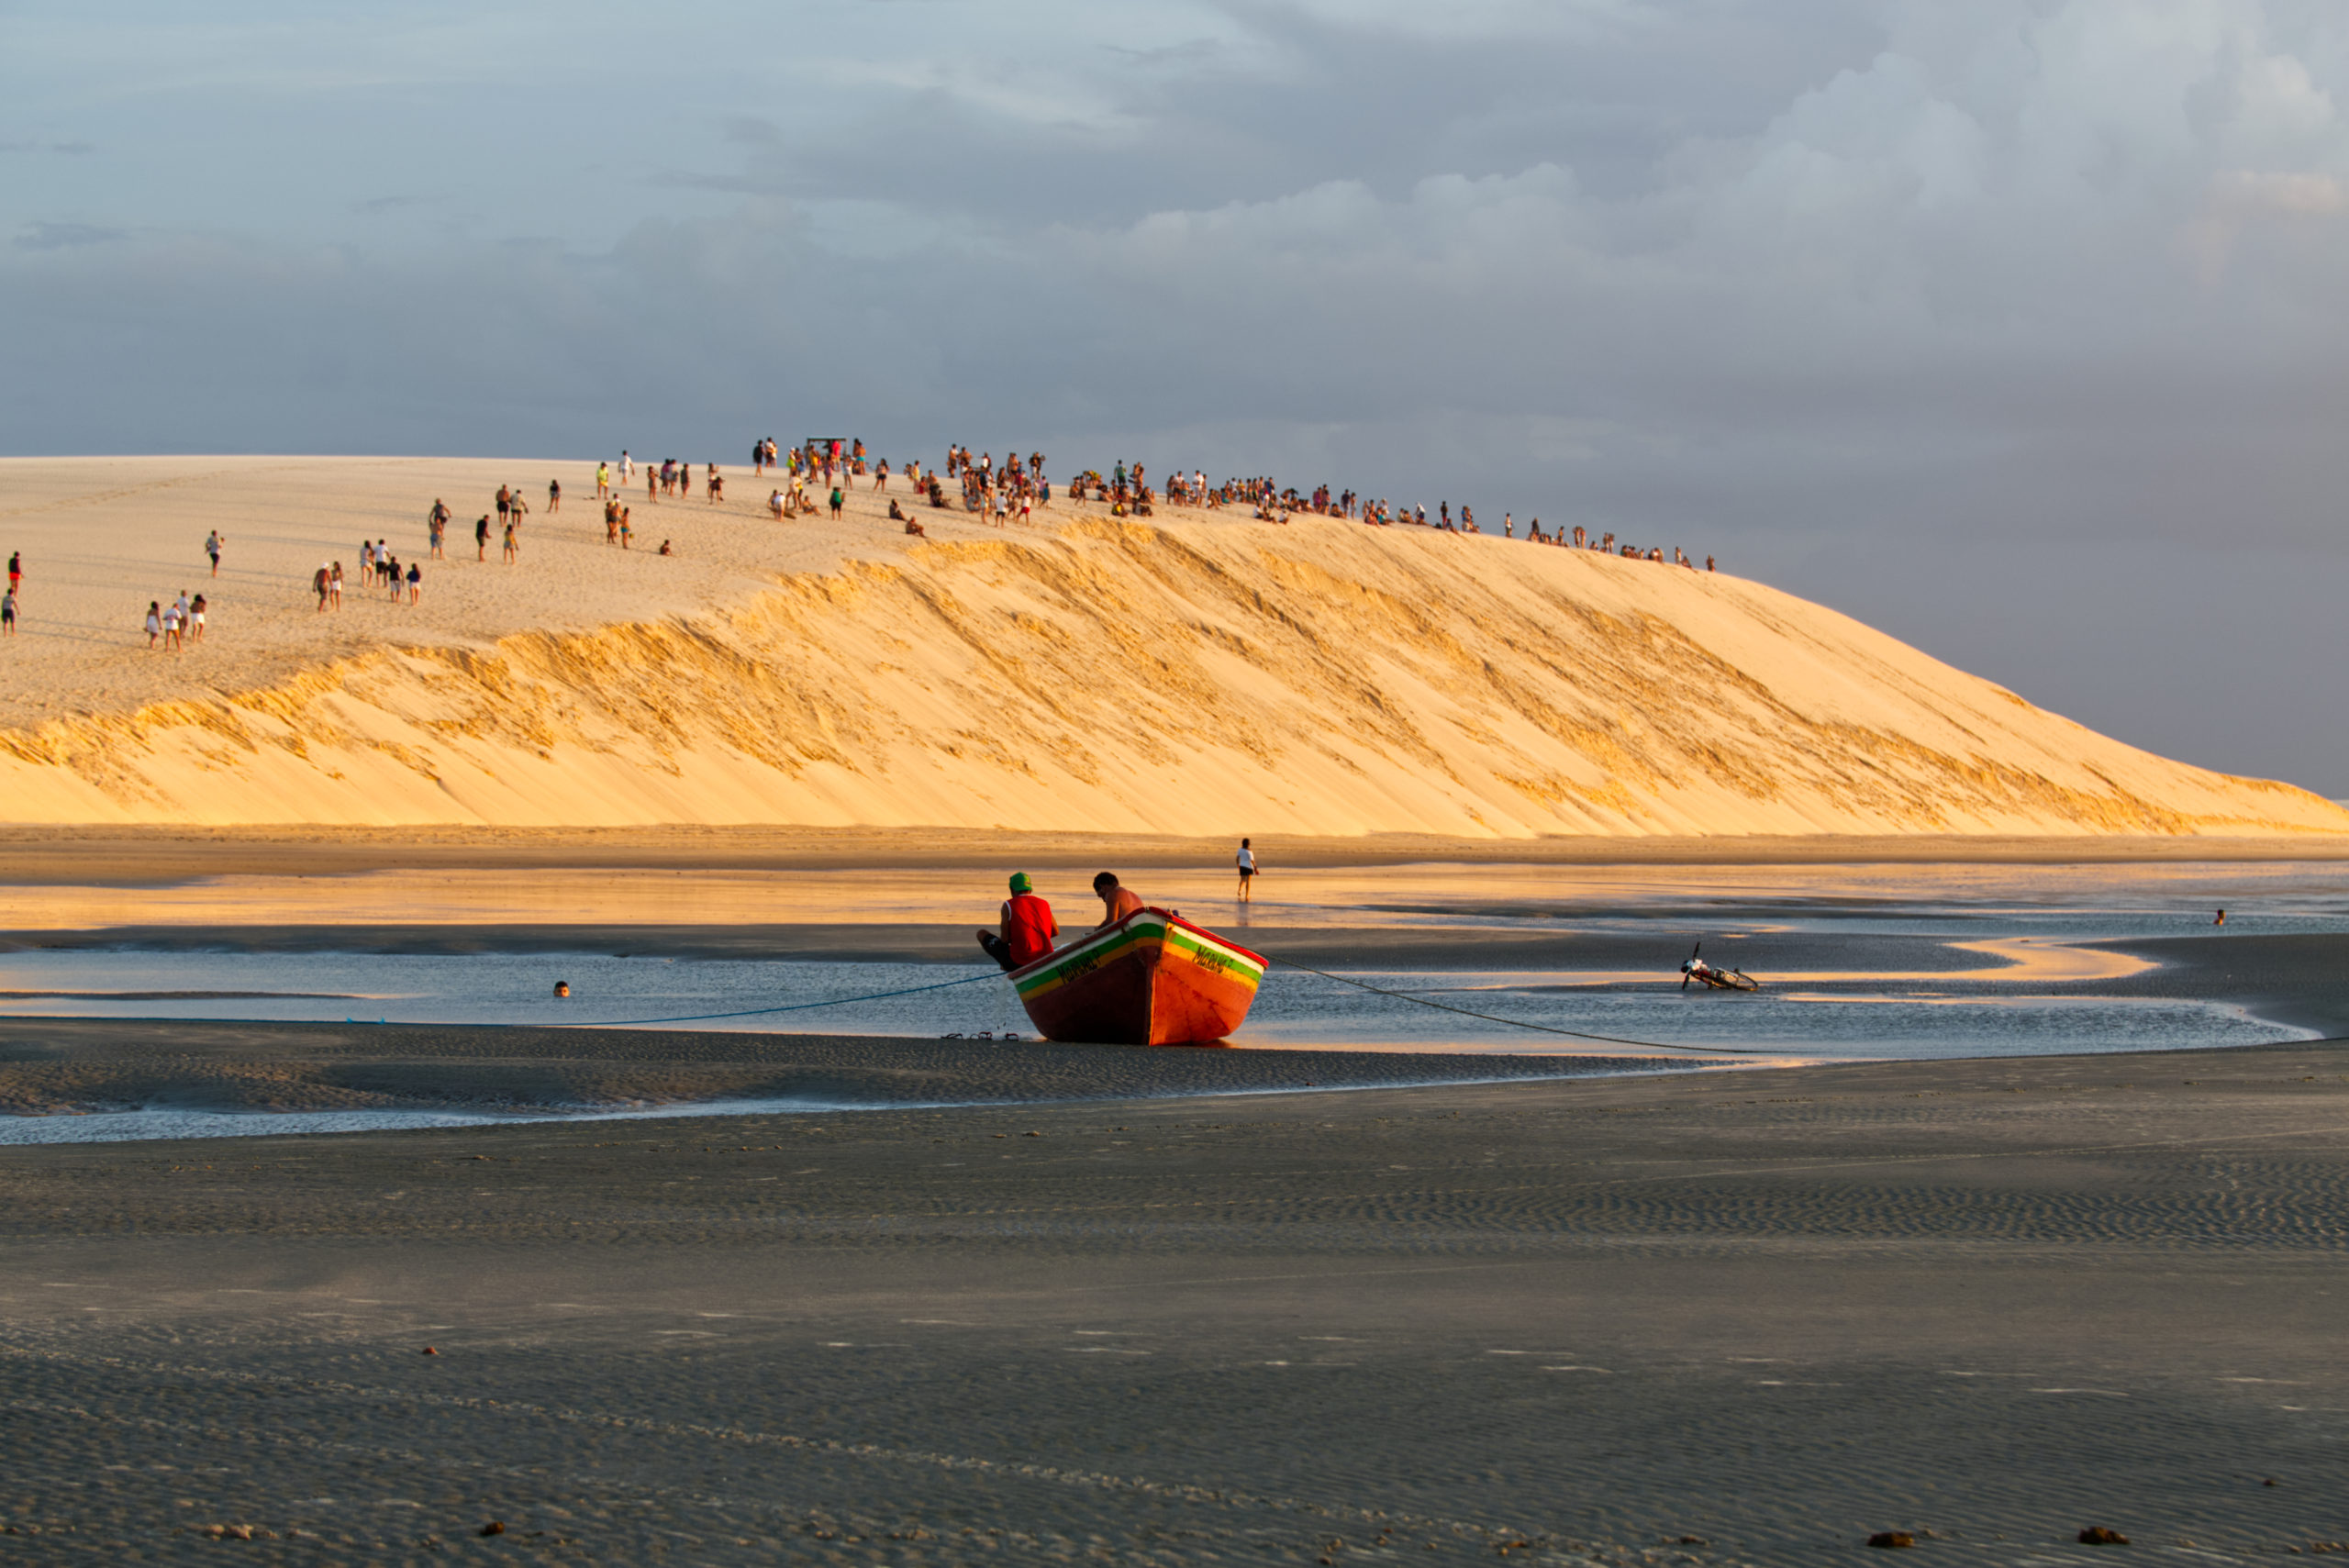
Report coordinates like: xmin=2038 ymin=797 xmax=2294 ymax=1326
xmin=0 ymin=454 xmax=2341 ymax=836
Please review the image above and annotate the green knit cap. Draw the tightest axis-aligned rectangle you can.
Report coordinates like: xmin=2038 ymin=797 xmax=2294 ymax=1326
xmin=1008 ymin=873 xmax=1033 ymax=895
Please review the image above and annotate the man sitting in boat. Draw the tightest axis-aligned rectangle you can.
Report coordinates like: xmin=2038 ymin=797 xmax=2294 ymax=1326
xmin=977 ymin=872 xmax=1059 ymax=973
xmin=1092 ymin=871 xmax=1144 ymax=929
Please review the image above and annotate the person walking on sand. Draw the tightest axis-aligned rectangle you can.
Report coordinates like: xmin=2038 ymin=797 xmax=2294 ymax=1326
xmin=548 ymin=478 xmax=561 ymax=515
xmin=205 ymin=529 xmax=224 ymax=576
xmin=829 ymin=484 xmax=844 ymax=519
xmin=475 ymin=516 xmax=490 ymax=562
xmin=502 ymin=517 xmax=518 ymax=563
xmin=406 ymin=560 xmax=421 ymax=605
xmin=1235 ymin=838 xmax=1258 ymax=903
xmin=329 ymin=562 xmax=343 ymax=609
xmin=1091 ymin=871 xmax=1144 ymax=930
xmin=2 ymin=585 xmax=17 ymax=636
xmin=978 ymin=872 xmax=1060 ymax=973
xmin=189 ymin=592 xmax=206 ymax=641
xmin=429 ymin=499 xmax=450 ymax=559
xmin=312 ymin=563 xmax=330 ymax=611
xmin=145 ymin=600 xmax=162 ymax=648
xmin=6 ymin=551 xmax=19 ymax=601
xmin=596 ymin=462 xmax=610 ymax=500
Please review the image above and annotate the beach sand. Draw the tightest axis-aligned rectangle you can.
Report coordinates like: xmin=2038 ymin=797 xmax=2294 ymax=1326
xmin=4 ymin=1037 xmax=2346 ymax=1563
xmin=4 ymin=455 xmax=2343 ymax=838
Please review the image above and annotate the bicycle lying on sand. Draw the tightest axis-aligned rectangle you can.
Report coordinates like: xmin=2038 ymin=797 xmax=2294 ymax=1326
xmin=1681 ymin=943 xmax=1761 ymax=992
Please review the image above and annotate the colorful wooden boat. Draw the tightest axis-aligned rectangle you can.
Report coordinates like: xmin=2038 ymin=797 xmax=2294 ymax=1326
xmin=1008 ymin=907 xmax=1265 ymax=1045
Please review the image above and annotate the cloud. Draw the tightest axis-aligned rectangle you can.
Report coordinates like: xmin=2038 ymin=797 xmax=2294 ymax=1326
xmin=15 ymin=222 xmax=128 ymax=250
xmin=720 ymin=114 xmax=783 ymax=146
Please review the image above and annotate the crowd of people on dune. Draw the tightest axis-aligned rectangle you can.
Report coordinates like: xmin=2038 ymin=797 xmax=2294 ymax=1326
xmin=1136 ymin=472 xmax=1716 ymax=570
xmin=9 ymin=437 xmax=1715 ymax=653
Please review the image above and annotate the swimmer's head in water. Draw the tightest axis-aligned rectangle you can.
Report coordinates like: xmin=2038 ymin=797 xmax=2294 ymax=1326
xmin=1008 ymin=873 xmax=1033 ymax=895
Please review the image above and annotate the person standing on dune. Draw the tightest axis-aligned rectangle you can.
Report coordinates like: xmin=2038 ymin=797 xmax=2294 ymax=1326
xmin=978 ymin=872 xmax=1060 ymax=973
xmin=206 ymin=530 xmax=224 ymax=576
xmin=7 ymin=551 xmax=20 ymax=601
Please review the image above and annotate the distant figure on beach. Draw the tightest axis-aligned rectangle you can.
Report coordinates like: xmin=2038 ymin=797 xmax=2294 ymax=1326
xmin=475 ymin=516 xmax=490 ymax=562
xmin=1236 ymin=839 xmax=1257 ymax=902
xmin=1092 ymin=872 xmax=1144 ymax=929
xmin=548 ymin=478 xmax=561 ymax=514
xmin=329 ymin=562 xmax=343 ymax=609
xmin=206 ymin=530 xmax=223 ymax=576
xmin=1 ymin=585 xmax=15 ymax=635
xmin=7 ymin=551 xmax=20 ymax=599
xmin=312 ymin=564 xmax=330 ymax=611
xmin=189 ymin=593 xmax=206 ymax=641
xmin=145 ymin=600 xmax=161 ymax=647
xmin=829 ymin=485 xmax=845 ymax=519
xmin=2215 ymin=909 xmax=2226 ymax=926
xmin=502 ymin=518 xmax=518 ymax=562
xmin=979 ymin=872 xmax=1059 ymax=973
xmin=596 ymin=462 xmax=610 ymax=499
xmin=429 ymin=499 xmax=449 ymax=559
xmin=406 ymin=561 xmax=421 ymax=604
xmin=657 ymin=539 xmax=672 ymax=556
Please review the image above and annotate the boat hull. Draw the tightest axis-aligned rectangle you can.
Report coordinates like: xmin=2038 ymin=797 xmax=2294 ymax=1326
xmin=1009 ymin=909 xmax=1265 ymax=1045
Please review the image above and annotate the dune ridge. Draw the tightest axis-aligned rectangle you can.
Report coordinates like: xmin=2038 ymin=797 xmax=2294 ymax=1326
xmin=1 ymin=503 xmax=2340 ymax=836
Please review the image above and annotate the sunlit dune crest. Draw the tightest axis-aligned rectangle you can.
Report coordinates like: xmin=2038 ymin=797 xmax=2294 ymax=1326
xmin=1 ymin=454 xmax=2343 ymax=836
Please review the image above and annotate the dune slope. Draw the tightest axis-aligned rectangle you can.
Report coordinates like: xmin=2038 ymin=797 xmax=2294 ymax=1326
xmin=0 ymin=494 xmax=2338 ymax=836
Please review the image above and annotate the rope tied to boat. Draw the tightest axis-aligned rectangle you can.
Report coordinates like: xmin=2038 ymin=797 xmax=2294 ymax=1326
xmin=564 ymin=950 xmax=1770 ymax=1057
xmin=1259 ymin=955 xmax=1783 ymax=1056
xmin=567 ymin=970 xmax=1000 ymax=1029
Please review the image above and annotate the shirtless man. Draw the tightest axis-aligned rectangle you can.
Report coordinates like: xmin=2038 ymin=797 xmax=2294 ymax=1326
xmin=1092 ymin=872 xmax=1143 ymax=929
xmin=978 ymin=872 xmax=1059 ymax=973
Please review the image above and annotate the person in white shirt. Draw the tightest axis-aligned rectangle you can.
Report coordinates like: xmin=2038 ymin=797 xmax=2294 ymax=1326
xmin=1235 ymin=838 xmax=1258 ymax=903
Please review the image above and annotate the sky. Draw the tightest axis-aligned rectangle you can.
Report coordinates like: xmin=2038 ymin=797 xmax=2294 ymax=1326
xmin=7 ymin=0 xmax=2349 ymax=793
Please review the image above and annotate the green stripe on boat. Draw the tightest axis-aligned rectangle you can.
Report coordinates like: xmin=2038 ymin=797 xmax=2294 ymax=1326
xmin=1011 ymin=913 xmax=1262 ymax=1000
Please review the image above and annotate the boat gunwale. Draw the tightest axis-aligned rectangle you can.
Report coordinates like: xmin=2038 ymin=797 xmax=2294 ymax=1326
xmin=1009 ymin=907 xmax=1264 ymax=998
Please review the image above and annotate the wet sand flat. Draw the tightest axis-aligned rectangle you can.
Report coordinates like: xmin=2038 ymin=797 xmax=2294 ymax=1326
xmin=5 ymin=1040 xmax=2348 ymax=1564
xmin=3 ymin=825 xmax=2347 ymax=887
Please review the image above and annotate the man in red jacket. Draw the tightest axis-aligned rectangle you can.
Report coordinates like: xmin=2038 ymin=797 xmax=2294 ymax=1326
xmin=978 ymin=873 xmax=1059 ymax=972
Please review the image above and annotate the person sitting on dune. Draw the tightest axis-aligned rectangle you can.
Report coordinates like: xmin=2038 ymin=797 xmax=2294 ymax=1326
xmin=978 ymin=873 xmax=1059 ymax=973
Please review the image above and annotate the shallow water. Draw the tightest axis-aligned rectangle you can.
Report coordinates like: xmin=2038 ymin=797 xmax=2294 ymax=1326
xmin=0 ymin=1095 xmax=883 ymax=1147
xmin=4 ymin=860 xmax=2341 ymax=1061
